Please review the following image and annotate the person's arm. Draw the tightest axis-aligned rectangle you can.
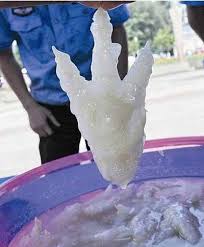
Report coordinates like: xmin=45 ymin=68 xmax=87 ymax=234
xmin=81 ymin=1 xmax=133 ymax=10
xmin=0 ymin=48 xmax=60 ymax=137
xmin=187 ymin=6 xmax=204 ymax=42
xmin=0 ymin=1 xmax=132 ymax=9
xmin=112 ymin=24 xmax=128 ymax=80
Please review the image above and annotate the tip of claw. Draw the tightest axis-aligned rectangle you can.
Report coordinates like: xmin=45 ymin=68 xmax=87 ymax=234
xmin=145 ymin=41 xmax=151 ymax=50
xmin=93 ymin=7 xmax=110 ymax=22
xmin=52 ymin=46 xmax=66 ymax=62
xmin=52 ymin=46 xmax=58 ymax=56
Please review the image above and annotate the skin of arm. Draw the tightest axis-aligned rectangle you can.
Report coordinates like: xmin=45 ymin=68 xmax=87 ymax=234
xmin=0 ymin=48 xmax=60 ymax=137
xmin=187 ymin=6 xmax=204 ymax=42
xmin=0 ymin=1 xmax=132 ymax=9
xmin=112 ymin=24 xmax=128 ymax=79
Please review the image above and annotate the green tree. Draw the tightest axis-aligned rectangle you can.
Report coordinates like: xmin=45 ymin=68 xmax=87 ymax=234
xmin=125 ymin=2 xmax=173 ymax=54
xmin=153 ymin=28 xmax=174 ymax=53
xmin=129 ymin=37 xmax=139 ymax=56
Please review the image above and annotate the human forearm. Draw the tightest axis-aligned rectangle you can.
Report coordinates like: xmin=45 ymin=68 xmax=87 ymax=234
xmin=0 ymin=1 xmax=131 ymax=9
xmin=187 ymin=6 xmax=204 ymax=42
xmin=0 ymin=48 xmax=60 ymax=137
xmin=0 ymin=49 xmax=35 ymax=110
xmin=112 ymin=25 xmax=128 ymax=79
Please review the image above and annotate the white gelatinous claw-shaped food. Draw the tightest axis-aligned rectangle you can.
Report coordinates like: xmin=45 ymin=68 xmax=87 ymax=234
xmin=130 ymin=208 xmax=158 ymax=245
xmin=94 ymin=226 xmax=132 ymax=246
xmin=83 ymin=198 xmax=116 ymax=217
xmin=154 ymin=203 xmax=202 ymax=245
xmin=18 ymin=218 xmax=58 ymax=247
xmin=53 ymin=8 xmax=154 ymax=187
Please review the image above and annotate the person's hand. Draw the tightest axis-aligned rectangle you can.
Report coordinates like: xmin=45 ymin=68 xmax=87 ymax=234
xmin=0 ymin=1 xmax=133 ymax=9
xmin=80 ymin=1 xmax=133 ymax=10
xmin=26 ymin=102 xmax=60 ymax=137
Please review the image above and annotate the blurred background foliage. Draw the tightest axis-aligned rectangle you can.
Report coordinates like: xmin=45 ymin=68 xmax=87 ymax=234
xmin=126 ymin=2 xmax=174 ymax=56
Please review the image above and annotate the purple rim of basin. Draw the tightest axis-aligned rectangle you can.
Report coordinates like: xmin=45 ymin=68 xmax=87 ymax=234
xmin=1 ymin=136 xmax=204 ymax=195
xmin=1 ymin=136 xmax=204 ymax=247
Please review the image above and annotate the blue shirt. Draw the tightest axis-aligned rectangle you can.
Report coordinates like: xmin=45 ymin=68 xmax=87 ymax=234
xmin=181 ymin=1 xmax=204 ymax=6
xmin=0 ymin=4 xmax=129 ymax=105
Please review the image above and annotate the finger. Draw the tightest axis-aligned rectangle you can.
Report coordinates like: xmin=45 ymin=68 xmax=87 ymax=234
xmin=100 ymin=2 xmax=123 ymax=10
xmin=37 ymin=129 xmax=48 ymax=137
xmin=79 ymin=1 xmax=133 ymax=10
xmin=43 ymin=124 xmax=53 ymax=136
xmin=79 ymin=1 xmax=100 ymax=8
xmin=100 ymin=1 xmax=134 ymax=10
xmin=45 ymin=109 xmax=60 ymax=127
xmin=31 ymin=125 xmax=45 ymax=136
xmin=45 ymin=111 xmax=61 ymax=127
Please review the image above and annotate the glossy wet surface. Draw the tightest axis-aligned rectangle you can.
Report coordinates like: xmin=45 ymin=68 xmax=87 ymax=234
xmin=9 ymin=178 xmax=204 ymax=247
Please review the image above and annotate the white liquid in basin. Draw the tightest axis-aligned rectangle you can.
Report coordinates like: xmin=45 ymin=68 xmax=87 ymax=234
xmin=14 ymin=178 xmax=204 ymax=247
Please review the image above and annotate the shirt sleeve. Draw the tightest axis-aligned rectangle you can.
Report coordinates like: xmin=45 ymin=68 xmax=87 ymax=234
xmin=181 ymin=1 xmax=204 ymax=6
xmin=108 ymin=5 xmax=130 ymax=26
xmin=0 ymin=11 xmax=14 ymax=51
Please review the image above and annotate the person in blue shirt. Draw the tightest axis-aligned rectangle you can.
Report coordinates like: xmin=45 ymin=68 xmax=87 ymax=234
xmin=0 ymin=3 xmax=129 ymax=163
xmin=182 ymin=1 xmax=204 ymax=42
